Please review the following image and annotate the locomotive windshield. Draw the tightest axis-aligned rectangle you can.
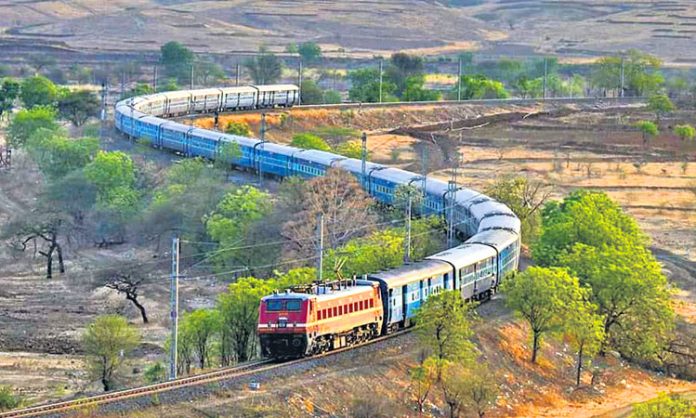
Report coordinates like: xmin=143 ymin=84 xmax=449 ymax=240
xmin=266 ymin=299 xmax=302 ymax=311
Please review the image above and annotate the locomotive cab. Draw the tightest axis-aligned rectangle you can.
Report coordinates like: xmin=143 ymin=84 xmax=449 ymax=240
xmin=258 ymin=292 xmax=312 ymax=358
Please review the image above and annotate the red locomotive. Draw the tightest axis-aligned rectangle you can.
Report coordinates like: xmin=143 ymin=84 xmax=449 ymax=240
xmin=258 ymin=280 xmax=383 ymax=358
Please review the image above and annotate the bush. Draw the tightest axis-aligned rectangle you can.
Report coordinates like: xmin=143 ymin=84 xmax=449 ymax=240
xmin=0 ymin=385 xmax=22 ymax=412
xmin=323 ymin=90 xmax=342 ymax=104
xmin=143 ymin=362 xmax=167 ymax=384
xmin=225 ymin=121 xmax=252 ymax=137
xmin=631 ymin=393 xmax=695 ymax=418
xmin=290 ymin=133 xmax=331 ymax=151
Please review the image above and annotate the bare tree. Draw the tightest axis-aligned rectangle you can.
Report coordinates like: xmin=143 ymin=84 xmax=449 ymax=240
xmin=99 ymin=264 xmax=151 ymax=323
xmin=282 ymin=169 xmax=377 ymax=260
xmin=5 ymin=214 xmax=66 ymax=279
xmin=485 ymin=175 xmax=553 ymax=243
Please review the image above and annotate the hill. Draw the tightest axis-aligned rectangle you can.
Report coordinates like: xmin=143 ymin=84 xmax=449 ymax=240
xmin=1 ymin=1 xmax=696 ymax=62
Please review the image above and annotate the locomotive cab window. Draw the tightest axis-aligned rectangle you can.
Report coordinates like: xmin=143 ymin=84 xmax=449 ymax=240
xmin=286 ymin=300 xmax=301 ymax=311
xmin=266 ymin=300 xmax=283 ymax=311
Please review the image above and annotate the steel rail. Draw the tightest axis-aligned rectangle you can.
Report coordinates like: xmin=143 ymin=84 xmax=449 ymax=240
xmin=0 ymin=331 xmax=410 ymax=417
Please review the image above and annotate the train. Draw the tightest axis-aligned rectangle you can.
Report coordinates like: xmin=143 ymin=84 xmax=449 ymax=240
xmin=113 ymin=84 xmax=521 ymax=359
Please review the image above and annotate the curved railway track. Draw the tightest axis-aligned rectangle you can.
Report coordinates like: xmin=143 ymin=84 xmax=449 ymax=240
xmin=0 ymin=331 xmax=410 ymax=418
xmin=175 ymin=96 xmax=643 ymax=119
xmin=2 ymin=95 xmax=641 ymax=417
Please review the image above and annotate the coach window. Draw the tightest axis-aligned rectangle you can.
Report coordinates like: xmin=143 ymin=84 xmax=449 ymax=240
xmin=318 ymin=310 xmax=323 ymax=320
xmin=333 ymin=307 xmax=338 ymax=317
xmin=370 ymin=299 xmax=374 ymax=308
xmin=354 ymin=302 xmax=358 ymax=311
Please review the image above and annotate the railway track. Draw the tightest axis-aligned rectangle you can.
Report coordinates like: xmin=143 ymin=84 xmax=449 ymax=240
xmin=0 ymin=330 xmax=410 ymax=418
xmin=175 ymin=96 xmax=643 ymax=121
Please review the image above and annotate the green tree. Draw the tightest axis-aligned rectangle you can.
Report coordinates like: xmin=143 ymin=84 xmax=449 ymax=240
xmin=402 ymin=75 xmax=440 ymax=102
xmin=323 ymin=90 xmax=342 ymax=104
xmin=217 ymin=276 xmax=275 ymax=364
xmin=69 ymin=65 xmax=93 ymax=85
xmin=410 ymin=357 xmax=438 ymax=414
xmin=386 ymin=52 xmax=425 ymax=96
xmin=414 ymin=291 xmax=476 ymax=364
xmin=441 ymin=362 xmax=498 ymax=418
xmin=181 ymin=309 xmax=219 ymax=369
xmin=501 ymin=266 xmax=584 ymax=363
xmin=647 ymin=93 xmax=674 ymax=124
xmin=298 ymin=42 xmax=322 ymax=64
xmin=484 ymin=175 xmax=551 ymax=244
xmin=160 ymin=41 xmax=195 ymax=84
xmin=215 ymin=141 xmax=242 ymax=171
xmin=290 ymin=133 xmax=331 ymax=151
xmin=452 ymin=75 xmax=509 ymax=100
xmin=559 ymin=243 xmax=674 ymax=361
xmin=300 ymin=79 xmax=325 ymax=104
xmin=57 ymin=89 xmax=100 ymax=126
xmin=631 ymin=393 xmax=696 ymax=418
xmin=143 ymin=159 xmax=228 ymax=251
xmin=20 ymin=75 xmax=58 ymax=108
xmin=244 ymin=46 xmax=282 ymax=85
xmin=26 ymin=130 xmax=99 ymax=179
xmin=224 ymin=121 xmax=252 ymax=136
xmin=0 ymin=386 xmax=22 ymax=412
xmin=143 ymin=362 xmax=166 ymax=384
xmin=7 ymin=106 xmax=60 ymax=148
xmin=674 ymin=124 xmax=695 ymax=142
xmin=205 ymin=186 xmax=272 ymax=272
xmin=563 ymin=300 xmax=605 ymax=386
xmin=348 ymin=68 xmax=397 ymax=103
xmin=592 ymin=50 xmax=663 ymax=96
xmin=156 ymin=79 xmax=180 ymax=93
xmin=532 ymin=190 xmax=648 ymax=266
xmin=335 ymin=140 xmax=363 ymax=159
xmin=82 ymin=315 xmax=140 ymax=391
xmin=195 ymin=61 xmax=225 ymax=86
xmin=636 ymin=120 xmax=659 ymax=147
xmin=0 ymin=78 xmax=21 ymax=120
xmin=83 ymin=151 xmax=139 ymax=214
xmin=125 ymin=83 xmax=154 ymax=99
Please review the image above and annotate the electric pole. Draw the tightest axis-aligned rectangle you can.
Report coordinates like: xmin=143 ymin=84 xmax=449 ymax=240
xmin=317 ymin=213 xmax=324 ymax=282
xmin=361 ymin=132 xmax=367 ymax=190
xmin=169 ymin=236 xmax=180 ymax=381
xmin=420 ymin=145 xmax=428 ymax=213
xmin=153 ymin=64 xmax=158 ymax=91
xmin=457 ymin=57 xmax=462 ymax=101
xmin=120 ymin=71 xmax=125 ymax=100
xmin=236 ymin=63 xmax=241 ymax=87
xmin=259 ymin=113 xmax=266 ymax=183
xmin=620 ymin=55 xmax=625 ymax=98
xmin=99 ymin=82 xmax=107 ymax=143
xmin=543 ymin=57 xmax=548 ymax=99
xmin=405 ymin=193 xmax=412 ymax=263
xmin=447 ymin=180 xmax=457 ymax=248
xmin=298 ymin=58 xmax=303 ymax=106
xmin=190 ymin=63 xmax=194 ymax=90
xmin=379 ymin=59 xmax=383 ymax=103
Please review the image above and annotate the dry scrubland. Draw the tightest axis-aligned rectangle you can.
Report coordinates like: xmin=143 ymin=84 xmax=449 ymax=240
xmin=2 ymin=1 xmax=696 ymax=61
xmin=2 ymin=101 xmax=696 ymax=414
xmin=182 ymin=102 xmax=696 ymax=416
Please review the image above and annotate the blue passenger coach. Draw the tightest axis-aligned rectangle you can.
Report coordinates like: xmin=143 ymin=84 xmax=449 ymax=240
xmin=113 ymin=84 xmax=522 ymax=310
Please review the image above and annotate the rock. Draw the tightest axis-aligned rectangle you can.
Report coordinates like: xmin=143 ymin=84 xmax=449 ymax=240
xmin=132 ymin=367 xmax=141 ymax=374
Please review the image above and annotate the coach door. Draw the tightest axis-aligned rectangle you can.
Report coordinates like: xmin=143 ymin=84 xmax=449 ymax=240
xmin=401 ymin=285 xmax=409 ymax=325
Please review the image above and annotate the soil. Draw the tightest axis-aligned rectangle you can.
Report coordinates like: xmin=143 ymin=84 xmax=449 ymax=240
xmin=3 ymin=1 xmax=696 ymax=62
